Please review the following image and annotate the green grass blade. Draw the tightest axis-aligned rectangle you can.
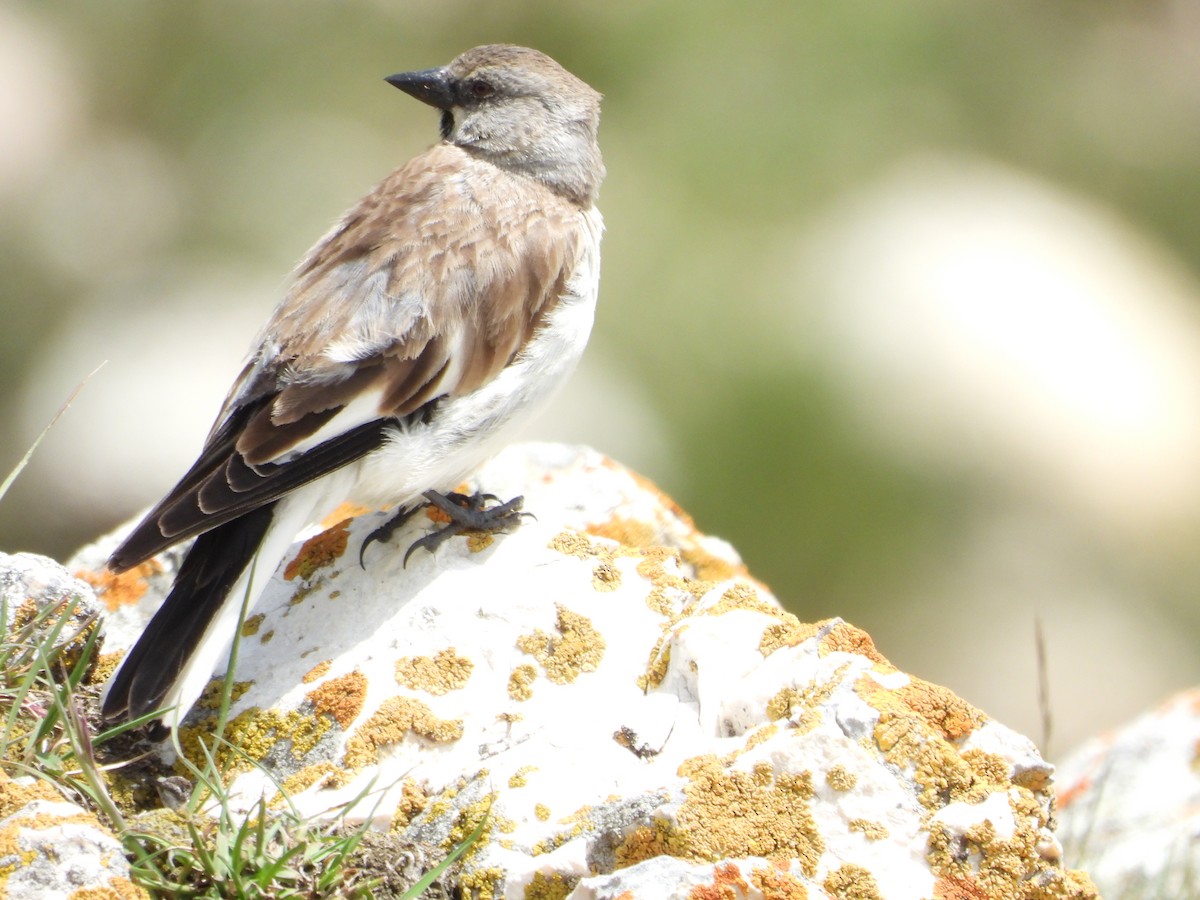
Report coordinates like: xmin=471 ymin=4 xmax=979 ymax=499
xmin=0 ymin=363 xmax=105 ymax=505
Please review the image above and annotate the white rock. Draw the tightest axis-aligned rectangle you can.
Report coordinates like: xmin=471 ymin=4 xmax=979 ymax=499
xmin=78 ymin=442 xmax=1097 ymax=898
xmin=1057 ymin=687 xmax=1200 ymax=896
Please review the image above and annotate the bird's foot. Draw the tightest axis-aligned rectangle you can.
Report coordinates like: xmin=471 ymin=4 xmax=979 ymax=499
xmin=403 ymin=490 xmax=530 ymax=567
xmin=359 ymin=503 xmax=421 ymax=567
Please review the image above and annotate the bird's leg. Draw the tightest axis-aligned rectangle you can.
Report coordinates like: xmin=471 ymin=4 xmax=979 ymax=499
xmin=403 ymin=490 xmax=530 ymax=567
xmin=359 ymin=503 xmax=422 ymax=567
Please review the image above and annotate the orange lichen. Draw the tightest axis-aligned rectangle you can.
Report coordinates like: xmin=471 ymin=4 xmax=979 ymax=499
xmin=893 ymin=678 xmax=985 ymax=742
xmin=76 ymin=559 xmax=162 ymax=611
xmin=681 ymin=544 xmax=746 ymax=584
xmin=933 ymin=876 xmax=990 ymax=899
xmin=689 ymin=862 xmax=750 ymax=900
xmin=283 ymin=519 xmax=351 ymax=581
xmin=320 ymin=502 xmax=373 ymax=528
xmin=587 ymin=516 xmax=659 ymax=552
xmin=302 ymin=660 xmax=332 ymax=684
xmin=750 ymin=864 xmax=810 ymax=900
xmin=816 ymin=621 xmax=889 ymax=666
xmin=306 ymin=670 xmax=368 ymax=728
xmin=74 ymin=877 xmax=151 ymax=899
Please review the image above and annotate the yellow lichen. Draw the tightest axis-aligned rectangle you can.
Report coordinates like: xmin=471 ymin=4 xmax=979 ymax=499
xmin=240 ymin=613 xmax=265 ymax=637
xmin=591 ymin=561 xmax=622 ymax=591
xmin=343 ymin=697 xmax=463 ymax=769
xmin=193 ymin=679 xmax=252 ymax=710
xmin=744 ymin=723 xmax=779 ymax=752
xmin=524 ymin=870 xmax=577 ymax=900
xmin=508 ymin=766 xmax=536 ymax=789
xmin=516 ymin=605 xmax=605 ymax=684
xmin=823 ymin=864 xmax=882 ymax=900
xmin=458 ymin=866 xmax=504 ymax=900
xmin=637 ymin=643 xmax=672 ymax=692
xmin=927 ymin=795 xmax=1101 ymax=900
xmin=616 ymin=756 xmax=822 ymax=875
xmin=88 ymin=652 xmax=123 ymax=687
xmin=848 ymin=819 xmax=888 ymax=841
xmin=390 ymin=779 xmax=431 ymax=830
xmin=176 ymin=706 xmax=334 ymax=778
xmin=508 ymin=664 xmax=538 ymax=701
xmin=394 ymin=648 xmax=474 ymax=695
xmin=765 ymin=668 xmax=845 ymax=733
xmin=548 ymin=530 xmax=599 ymax=559
xmin=281 ymin=761 xmax=353 ymax=796
xmin=759 ymin=614 xmax=819 ymax=657
xmin=826 ymin=765 xmax=857 ymax=792
xmin=704 ymin=583 xmax=777 ymax=619
xmin=534 ymin=803 xmax=551 ymax=821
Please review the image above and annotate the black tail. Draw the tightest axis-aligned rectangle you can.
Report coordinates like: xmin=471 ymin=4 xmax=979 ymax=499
xmin=101 ymin=503 xmax=276 ymax=725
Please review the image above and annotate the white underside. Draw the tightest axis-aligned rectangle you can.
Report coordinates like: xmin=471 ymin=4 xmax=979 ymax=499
xmin=146 ymin=207 xmax=603 ymax=729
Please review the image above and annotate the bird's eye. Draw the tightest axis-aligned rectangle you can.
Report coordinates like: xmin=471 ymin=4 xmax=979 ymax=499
xmin=468 ymin=79 xmax=494 ymax=99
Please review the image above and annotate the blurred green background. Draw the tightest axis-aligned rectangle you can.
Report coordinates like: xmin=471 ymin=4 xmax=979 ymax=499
xmin=4 ymin=0 xmax=1200 ymax=758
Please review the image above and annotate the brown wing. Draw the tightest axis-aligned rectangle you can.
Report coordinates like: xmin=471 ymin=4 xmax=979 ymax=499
xmin=109 ymin=143 xmax=587 ymax=572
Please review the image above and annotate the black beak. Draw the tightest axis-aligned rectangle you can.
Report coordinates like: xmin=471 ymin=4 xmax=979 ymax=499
xmin=385 ymin=67 xmax=456 ymax=110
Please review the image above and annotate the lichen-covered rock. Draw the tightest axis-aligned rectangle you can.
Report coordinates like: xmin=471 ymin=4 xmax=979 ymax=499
xmin=0 ymin=771 xmax=146 ymax=899
xmin=1057 ymin=687 xmax=1200 ymax=897
xmin=78 ymin=442 xmax=1097 ymax=898
xmin=0 ymin=551 xmax=104 ymax=680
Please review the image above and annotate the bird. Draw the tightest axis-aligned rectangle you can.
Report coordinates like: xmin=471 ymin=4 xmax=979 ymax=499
xmin=100 ymin=44 xmax=605 ymax=730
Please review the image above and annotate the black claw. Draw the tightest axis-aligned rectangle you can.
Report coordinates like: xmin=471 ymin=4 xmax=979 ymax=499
xmin=359 ymin=504 xmax=420 ymax=568
xmin=402 ymin=490 xmax=529 ymax=568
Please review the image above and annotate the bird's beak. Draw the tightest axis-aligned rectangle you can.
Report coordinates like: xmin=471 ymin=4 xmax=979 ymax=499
xmin=385 ymin=67 xmax=456 ymax=110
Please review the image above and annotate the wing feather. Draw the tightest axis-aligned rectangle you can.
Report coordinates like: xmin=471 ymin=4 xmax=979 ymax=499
xmin=108 ymin=143 xmax=589 ymax=573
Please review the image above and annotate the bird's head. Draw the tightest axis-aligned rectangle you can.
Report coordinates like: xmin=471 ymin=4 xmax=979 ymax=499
xmin=387 ymin=44 xmax=604 ymax=206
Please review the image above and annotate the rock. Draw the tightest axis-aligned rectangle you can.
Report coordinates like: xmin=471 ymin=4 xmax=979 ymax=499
xmin=0 ymin=554 xmax=144 ymax=897
xmin=77 ymin=442 xmax=1097 ymax=898
xmin=1057 ymin=687 xmax=1200 ymax=897
xmin=0 ymin=773 xmax=146 ymax=899
xmin=0 ymin=550 xmax=104 ymax=680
